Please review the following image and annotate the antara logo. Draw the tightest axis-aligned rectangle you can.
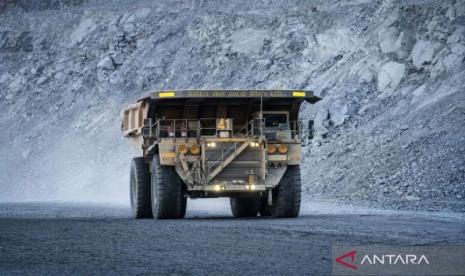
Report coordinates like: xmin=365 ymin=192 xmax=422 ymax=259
xmin=335 ymin=250 xmax=430 ymax=270
xmin=336 ymin=250 xmax=357 ymax=270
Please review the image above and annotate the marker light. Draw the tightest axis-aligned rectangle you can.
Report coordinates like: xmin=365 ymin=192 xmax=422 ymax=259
xmin=267 ymin=144 xmax=277 ymax=154
xmin=250 ymin=142 xmax=259 ymax=147
xmin=177 ymin=144 xmax=188 ymax=155
xmin=159 ymin=91 xmax=175 ymax=98
xmin=278 ymin=144 xmax=289 ymax=154
xmin=190 ymin=145 xmax=200 ymax=155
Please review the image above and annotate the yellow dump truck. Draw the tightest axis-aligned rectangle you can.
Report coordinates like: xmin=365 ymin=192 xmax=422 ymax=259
xmin=122 ymin=90 xmax=320 ymax=219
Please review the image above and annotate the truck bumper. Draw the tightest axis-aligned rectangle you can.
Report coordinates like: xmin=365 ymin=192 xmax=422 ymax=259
xmin=188 ymin=184 xmax=266 ymax=193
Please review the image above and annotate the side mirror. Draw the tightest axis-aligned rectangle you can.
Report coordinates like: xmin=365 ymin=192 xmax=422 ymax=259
xmin=142 ymin=118 xmax=153 ymax=138
xmin=308 ymin=120 xmax=314 ymax=140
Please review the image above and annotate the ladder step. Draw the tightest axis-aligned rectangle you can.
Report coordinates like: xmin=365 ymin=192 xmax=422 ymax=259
xmin=207 ymin=141 xmax=250 ymax=182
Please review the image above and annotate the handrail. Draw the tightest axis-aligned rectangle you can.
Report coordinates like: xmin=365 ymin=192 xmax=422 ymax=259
xmin=205 ymin=118 xmax=256 ymax=160
xmin=204 ymin=118 xmax=260 ymax=179
xmin=154 ymin=118 xmax=303 ymax=138
xmin=153 ymin=117 xmax=303 ymax=184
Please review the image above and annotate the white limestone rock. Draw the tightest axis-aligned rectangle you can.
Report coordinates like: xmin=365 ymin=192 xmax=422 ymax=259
xmin=329 ymin=104 xmax=349 ymax=127
xmin=451 ymin=43 xmax=465 ymax=56
xmin=97 ymin=56 xmax=115 ymax=71
xmin=69 ymin=17 xmax=97 ymax=46
xmin=379 ymin=27 xmax=403 ymax=54
xmin=314 ymin=108 xmax=330 ymax=137
xmin=37 ymin=75 xmax=49 ymax=85
xmin=447 ymin=27 xmax=464 ymax=45
xmin=377 ymin=61 xmax=405 ymax=92
xmin=0 ymin=72 xmax=13 ymax=84
xmin=358 ymin=68 xmax=374 ymax=84
xmin=230 ymin=28 xmax=267 ymax=55
xmin=411 ymin=40 xmax=435 ymax=69
xmin=315 ymin=28 xmax=359 ymax=58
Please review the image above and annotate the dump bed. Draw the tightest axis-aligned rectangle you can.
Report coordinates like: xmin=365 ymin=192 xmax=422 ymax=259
xmin=122 ymin=90 xmax=320 ymax=138
xmin=147 ymin=89 xmax=320 ymax=101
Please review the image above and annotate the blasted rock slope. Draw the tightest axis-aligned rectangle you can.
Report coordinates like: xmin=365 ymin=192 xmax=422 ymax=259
xmin=0 ymin=0 xmax=464 ymax=210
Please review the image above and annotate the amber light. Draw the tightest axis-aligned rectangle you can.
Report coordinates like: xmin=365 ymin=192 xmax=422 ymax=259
xmin=177 ymin=144 xmax=188 ymax=155
xmin=190 ymin=145 xmax=200 ymax=155
xmin=267 ymin=144 xmax=277 ymax=154
xmin=278 ymin=144 xmax=288 ymax=154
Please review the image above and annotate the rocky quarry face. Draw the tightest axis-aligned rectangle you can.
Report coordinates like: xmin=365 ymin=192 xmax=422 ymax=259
xmin=0 ymin=0 xmax=464 ymax=211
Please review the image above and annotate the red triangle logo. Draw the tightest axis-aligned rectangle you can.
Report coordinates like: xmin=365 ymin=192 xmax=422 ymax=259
xmin=336 ymin=250 xmax=357 ymax=270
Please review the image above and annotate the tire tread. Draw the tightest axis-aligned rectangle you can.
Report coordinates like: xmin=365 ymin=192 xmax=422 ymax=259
xmin=151 ymin=156 xmax=187 ymax=219
xmin=230 ymin=197 xmax=260 ymax=217
xmin=130 ymin=157 xmax=152 ymax=219
xmin=271 ymin=165 xmax=301 ymax=218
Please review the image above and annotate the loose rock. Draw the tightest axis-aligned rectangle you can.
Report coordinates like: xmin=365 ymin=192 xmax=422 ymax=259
xmin=411 ymin=40 xmax=435 ymax=69
xmin=377 ymin=61 xmax=405 ymax=92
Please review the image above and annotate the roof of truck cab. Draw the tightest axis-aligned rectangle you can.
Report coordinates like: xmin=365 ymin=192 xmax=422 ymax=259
xmin=138 ymin=89 xmax=320 ymax=103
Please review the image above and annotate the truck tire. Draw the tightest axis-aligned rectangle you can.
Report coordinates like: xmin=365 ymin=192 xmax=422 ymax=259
xmin=270 ymin=165 xmax=301 ymax=218
xmin=130 ymin=157 xmax=153 ymax=219
xmin=258 ymin=197 xmax=272 ymax=216
xmin=230 ymin=197 xmax=260 ymax=217
xmin=151 ymin=156 xmax=187 ymax=219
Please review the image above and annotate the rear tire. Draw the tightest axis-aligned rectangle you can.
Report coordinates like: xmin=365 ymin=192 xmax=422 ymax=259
xmin=270 ymin=165 xmax=301 ymax=218
xmin=130 ymin=157 xmax=153 ymax=219
xmin=258 ymin=196 xmax=272 ymax=217
xmin=230 ymin=197 xmax=260 ymax=217
xmin=151 ymin=155 xmax=187 ymax=219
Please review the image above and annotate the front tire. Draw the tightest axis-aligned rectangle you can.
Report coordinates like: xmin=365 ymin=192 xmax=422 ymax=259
xmin=151 ymin=155 xmax=187 ymax=219
xmin=230 ymin=197 xmax=260 ymax=217
xmin=130 ymin=157 xmax=153 ymax=219
xmin=270 ymin=165 xmax=301 ymax=218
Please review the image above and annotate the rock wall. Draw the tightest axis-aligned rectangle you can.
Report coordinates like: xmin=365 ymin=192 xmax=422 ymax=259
xmin=0 ymin=0 xmax=464 ymax=210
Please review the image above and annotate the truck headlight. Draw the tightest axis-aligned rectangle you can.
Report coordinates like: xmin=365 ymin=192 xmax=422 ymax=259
xmin=278 ymin=144 xmax=288 ymax=154
xmin=190 ymin=145 xmax=200 ymax=155
xmin=267 ymin=144 xmax=277 ymax=154
xmin=177 ymin=144 xmax=189 ymax=155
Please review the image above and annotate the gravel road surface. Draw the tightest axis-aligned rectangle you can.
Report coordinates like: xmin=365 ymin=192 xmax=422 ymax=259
xmin=1 ymin=201 xmax=464 ymax=275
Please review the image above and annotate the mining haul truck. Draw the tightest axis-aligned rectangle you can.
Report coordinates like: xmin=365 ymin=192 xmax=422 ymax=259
xmin=122 ymin=90 xmax=320 ymax=219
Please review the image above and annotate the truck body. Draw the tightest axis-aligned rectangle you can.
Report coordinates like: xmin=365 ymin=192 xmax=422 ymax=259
xmin=122 ymin=90 xmax=320 ymax=219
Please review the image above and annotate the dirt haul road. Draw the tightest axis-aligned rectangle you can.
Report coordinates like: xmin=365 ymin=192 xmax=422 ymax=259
xmin=0 ymin=202 xmax=464 ymax=275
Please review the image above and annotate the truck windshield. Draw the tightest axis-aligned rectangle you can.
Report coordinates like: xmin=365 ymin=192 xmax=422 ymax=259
xmin=263 ymin=114 xmax=288 ymax=129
